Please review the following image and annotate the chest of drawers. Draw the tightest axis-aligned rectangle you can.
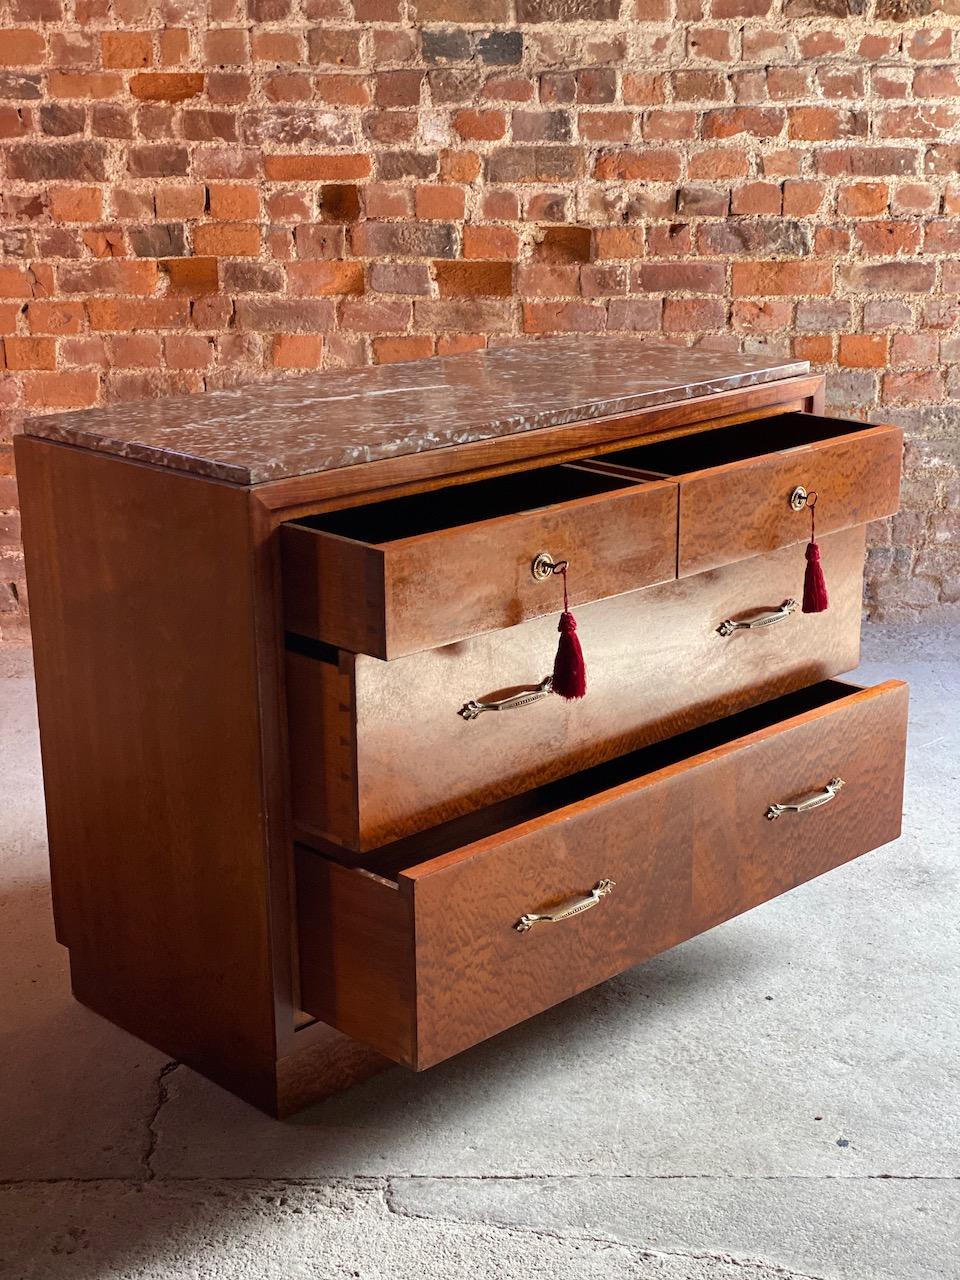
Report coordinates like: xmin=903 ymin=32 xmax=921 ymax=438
xmin=15 ymin=338 xmax=907 ymax=1117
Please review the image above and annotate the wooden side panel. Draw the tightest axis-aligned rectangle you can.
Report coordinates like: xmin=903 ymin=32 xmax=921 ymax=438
xmin=296 ymin=850 xmax=416 ymax=1066
xmin=280 ymin=522 xmax=387 ymax=655
xmin=678 ymin=424 xmax=903 ymax=576
xmin=691 ymin=680 xmax=908 ymax=932
xmin=15 ymin=437 xmax=281 ymax=1090
xmin=289 ymin=526 xmax=865 ymax=852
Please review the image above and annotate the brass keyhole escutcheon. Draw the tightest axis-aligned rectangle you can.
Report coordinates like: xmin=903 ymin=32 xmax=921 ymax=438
xmin=790 ymin=485 xmax=808 ymax=512
xmin=532 ymin=552 xmax=559 ymax=581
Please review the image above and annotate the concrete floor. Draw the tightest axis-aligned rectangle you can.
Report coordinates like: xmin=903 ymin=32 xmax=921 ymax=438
xmin=1 ymin=624 xmax=958 ymax=1280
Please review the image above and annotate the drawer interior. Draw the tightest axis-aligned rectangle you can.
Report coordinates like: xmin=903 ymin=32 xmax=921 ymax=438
xmin=584 ymin=412 xmax=868 ymax=477
xmin=289 ymin=463 xmax=642 ymax=546
xmin=314 ymin=679 xmax=860 ymax=883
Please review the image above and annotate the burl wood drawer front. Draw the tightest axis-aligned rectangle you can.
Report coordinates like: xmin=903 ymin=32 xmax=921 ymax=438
xmin=296 ymin=679 xmax=908 ymax=1070
xmin=280 ymin=463 xmax=676 ymax=659
xmin=581 ymin=412 xmax=902 ymax=577
xmin=288 ymin=525 xmax=866 ymax=853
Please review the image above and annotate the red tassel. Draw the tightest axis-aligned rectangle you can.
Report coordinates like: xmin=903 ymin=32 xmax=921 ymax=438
xmin=551 ymin=564 xmax=586 ymax=700
xmin=802 ymin=496 xmax=828 ymax=614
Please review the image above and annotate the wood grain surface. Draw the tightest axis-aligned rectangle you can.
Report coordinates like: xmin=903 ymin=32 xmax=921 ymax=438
xmin=15 ymin=437 xmax=284 ymax=1103
xmin=281 ymin=465 xmax=677 ymax=658
xmin=294 ymin=679 xmax=907 ymax=1069
xmin=584 ymin=414 xmax=902 ymax=578
xmin=289 ymin=527 xmax=865 ymax=853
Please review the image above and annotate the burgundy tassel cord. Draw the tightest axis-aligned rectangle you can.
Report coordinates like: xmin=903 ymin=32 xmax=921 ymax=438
xmin=549 ymin=560 xmax=587 ymax=700
xmin=802 ymin=490 xmax=829 ymax=614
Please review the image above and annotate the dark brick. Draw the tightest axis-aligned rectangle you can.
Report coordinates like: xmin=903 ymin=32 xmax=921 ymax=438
xmin=234 ymin=298 xmax=337 ymax=332
xmin=476 ymin=31 xmax=523 ymax=64
xmin=428 ymin=68 xmax=484 ymax=103
xmin=677 ymin=186 xmax=730 ymax=216
xmin=486 ymin=146 xmax=582 ymax=183
xmin=516 ymin=0 xmax=619 ymax=17
xmin=377 ymin=150 xmax=438 ymax=179
xmin=421 ymin=30 xmax=472 ymax=62
xmin=368 ymin=262 xmax=433 ymax=295
xmin=7 ymin=141 xmax=107 ymax=180
xmin=0 ymin=73 xmax=42 ymax=100
xmin=129 ymin=225 xmax=187 ymax=257
xmin=294 ymin=224 xmax=347 ymax=259
xmin=40 ymin=104 xmax=84 ymax=136
xmin=534 ymin=225 xmax=593 ymax=263
xmin=128 ymin=145 xmax=189 ymax=177
xmin=784 ymin=0 xmax=864 ymax=11
xmin=248 ymin=0 xmax=292 ymax=17
xmin=320 ymin=184 xmax=362 ymax=222
xmin=876 ymin=0 xmax=933 ymax=14
xmin=512 ymin=110 xmax=572 ymax=142
xmin=697 ymin=219 xmax=810 ymax=256
xmin=221 ymin=261 xmax=285 ymax=292
xmin=92 ymin=104 xmax=133 ymax=139
xmin=353 ymin=221 xmax=458 ymax=258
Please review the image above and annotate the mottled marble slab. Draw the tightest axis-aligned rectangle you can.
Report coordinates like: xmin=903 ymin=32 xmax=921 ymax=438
xmin=24 ymin=338 xmax=809 ymax=486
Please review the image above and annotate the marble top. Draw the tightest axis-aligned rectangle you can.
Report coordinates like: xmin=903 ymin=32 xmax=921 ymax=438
xmin=24 ymin=339 xmax=809 ymax=486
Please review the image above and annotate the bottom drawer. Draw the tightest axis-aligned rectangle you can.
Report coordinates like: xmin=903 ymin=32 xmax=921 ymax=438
xmin=297 ymin=678 xmax=908 ymax=1070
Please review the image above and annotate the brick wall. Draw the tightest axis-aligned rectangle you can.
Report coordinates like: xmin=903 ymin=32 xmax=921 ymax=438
xmin=2 ymin=0 xmax=959 ymax=640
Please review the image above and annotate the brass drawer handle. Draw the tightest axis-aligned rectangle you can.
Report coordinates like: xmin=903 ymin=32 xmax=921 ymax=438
xmin=515 ymin=879 xmax=615 ymax=932
xmin=717 ymin=599 xmax=798 ymax=637
xmin=459 ymin=675 xmax=553 ymax=721
xmin=766 ymin=776 xmax=845 ymax=821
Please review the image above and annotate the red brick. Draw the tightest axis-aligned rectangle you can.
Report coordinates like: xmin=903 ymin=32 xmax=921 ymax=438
xmin=3 ymin=337 xmax=56 ymax=370
xmin=883 ymin=370 xmax=943 ymax=403
xmin=782 ymin=180 xmax=825 ymax=215
xmin=272 ymin=334 xmax=325 ymax=368
xmin=49 ymin=185 xmax=102 ymax=222
xmin=193 ymin=223 xmax=261 ymax=256
xmin=287 ymin=261 xmax=365 ymax=296
xmin=793 ymin=335 xmax=832 ymax=363
xmin=855 ymin=222 xmax=921 ymax=255
xmin=209 ymin=184 xmax=260 ymax=220
xmin=23 ymin=371 xmax=99 ymax=409
xmin=164 ymin=335 xmax=213 ymax=369
xmin=732 ymin=261 xmax=832 ymax=296
xmin=264 ymin=153 xmax=371 ymax=180
xmin=663 ymin=297 xmax=726 ymax=333
xmin=522 ymin=301 xmax=605 ymax=334
xmin=159 ymin=258 xmax=220 ymax=294
xmin=373 ymin=336 xmax=434 ymax=364
xmin=463 ymin=225 xmax=519 ymax=259
xmin=839 ymin=335 xmax=888 ymax=369
xmin=0 ymin=30 xmax=45 ymax=66
xmin=453 ymin=109 xmax=506 ymax=141
xmin=732 ymin=182 xmax=782 ymax=215
xmin=101 ymin=31 xmax=152 ymax=68
xmin=47 ymin=74 xmax=116 ymax=102
xmin=155 ymin=185 xmax=206 ymax=219
xmin=593 ymin=150 xmax=681 ymax=181
xmin=130 ymin=73 xmax=204 ymax=101
xmin=415 ymin=185 xmax=466 ymax=220
xmin=27 ymin=301 xmax=84 ymax=334
xmin=838 ymin=183 xmax=889 ymax=216
xmin=434 ymin=261 xmax=513 ymax=297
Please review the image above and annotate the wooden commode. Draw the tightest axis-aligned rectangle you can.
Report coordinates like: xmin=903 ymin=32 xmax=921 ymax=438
xmin=15 ymin=338 xmax=908 ymax=1116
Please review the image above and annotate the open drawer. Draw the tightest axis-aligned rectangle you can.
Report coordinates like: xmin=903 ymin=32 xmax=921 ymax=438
xmin=579 ymin=412 xmax=902 ymax=577
xmin=296 ymin=678 xmax=908 ymax=1070
xmin=280 ymin=462 xmax=676 ymax=659
xmin=287 ymin=527 xmax=866 ymax=853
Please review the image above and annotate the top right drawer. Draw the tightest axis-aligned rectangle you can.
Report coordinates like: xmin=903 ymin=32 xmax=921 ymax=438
xmin=583 ymin=414 xmax=903 ymax=578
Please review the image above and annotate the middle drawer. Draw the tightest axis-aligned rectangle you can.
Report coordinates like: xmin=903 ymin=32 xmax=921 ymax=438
xmin=287 ymin=525 xmax=865 ymax=853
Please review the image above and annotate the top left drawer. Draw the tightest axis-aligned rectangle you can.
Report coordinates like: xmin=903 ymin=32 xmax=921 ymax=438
xmin=280 ymin=464 xmax=677 ymax=659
